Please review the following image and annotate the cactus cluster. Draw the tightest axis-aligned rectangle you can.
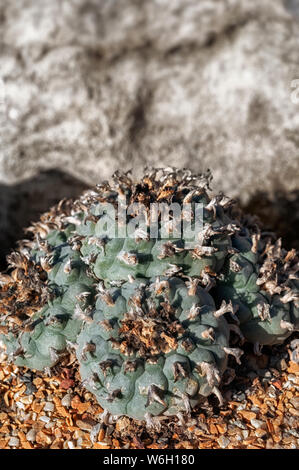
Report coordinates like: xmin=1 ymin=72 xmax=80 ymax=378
xmin=0 ymin=167 xmax=298 ymax=422
xmin=215 ymin=219 xmax=299 ymax=349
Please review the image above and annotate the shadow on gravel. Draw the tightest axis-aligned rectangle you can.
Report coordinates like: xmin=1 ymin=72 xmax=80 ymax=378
xmin=0 ymin=169 xmax=90 ymax=270
xmin=242 ymin=189 xmax=299 ymax=252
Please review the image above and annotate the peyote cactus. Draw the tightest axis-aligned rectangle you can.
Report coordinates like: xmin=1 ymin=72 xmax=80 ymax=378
xmin=0 ymin=167 xmax=298 ymax=422
xmin=76 ymin=276 xmax=232 ymax=420
xmin=213 ymin=217 xmax=299 ymax=352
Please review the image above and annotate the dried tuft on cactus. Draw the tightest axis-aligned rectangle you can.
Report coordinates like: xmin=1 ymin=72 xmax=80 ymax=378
xmin=0 ymin=167 xmax=298 ymax=422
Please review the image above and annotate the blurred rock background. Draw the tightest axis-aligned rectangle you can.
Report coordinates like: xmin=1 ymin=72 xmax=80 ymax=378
xmin=0 ymin=0 xmax=299 ymax=264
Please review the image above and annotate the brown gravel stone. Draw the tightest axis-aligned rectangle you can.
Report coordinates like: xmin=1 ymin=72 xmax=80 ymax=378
xmin=237 ymin=410 xmax=257 ymax=421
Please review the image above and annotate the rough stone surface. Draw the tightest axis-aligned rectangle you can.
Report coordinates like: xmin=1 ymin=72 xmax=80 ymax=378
xmin=0 ymin=0 xmax=299 ymax=259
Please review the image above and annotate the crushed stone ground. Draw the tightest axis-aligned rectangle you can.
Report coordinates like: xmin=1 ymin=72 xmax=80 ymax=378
xmin=0 ymin=337 xmax=298 ymax=449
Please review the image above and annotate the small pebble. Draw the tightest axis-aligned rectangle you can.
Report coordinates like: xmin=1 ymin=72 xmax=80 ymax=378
xmin=76 ymin=419 xmax=93 ymax=431
xmin=20 ymin=395 xmax=33 ymax=405
xmin=233 ymin=420 xmax=247 ymax=430
xmin=255 ymin=429 xmax=267 ymax=438
xmin=8 ymin=437 xmax=19 ymax=447
xmin=106 ymin=425 xmax=115 ymax=436
xmin=61 ymin=394 xmax=72 ymax=407
xmin=233 ymin=392 xmax=246 ymax=402
xmin=269 ymin=367 xmax=280 ymax=377
xmin=261 ymin=370 xmax=272 ymax=378
xmin=236 ymin=404 xmax=246 ymax=411
xmin=26 ymin=429 xmax=36 ymax=442
xmin=16 ymin=401 xmax=25 ymax=410
xmin=44 ymin=402 xmax=54 ymax=412
xmin=45 ymin=422 xmax=55 ymax=429
xmin=90 ymin=423 xmax=101 ymax=443
xmin=290 ymin=397 xmax=299 ymax=409
xmin=250 ymin=406 xmax=260 ymax=413
xmin=157 ymin=437 xmax=169 ymax=444
xmin=217 ymin=436 xmax=230 ymax=448
xmin=19 ymin=373 xmax=31 ymax=383
xmin=25 ymin=383 xmax=37 ymax=395
xmin=250 ymin=419 xmax=265 ymax=429
xmin=288 ymin=374 xmax=297 ymax=383
xmin=39 ymin=415 xmax=51 ymax=423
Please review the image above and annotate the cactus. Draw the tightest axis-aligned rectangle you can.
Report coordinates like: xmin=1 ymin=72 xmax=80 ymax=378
xmin=76 ymin=276 xmax=232 ymax=420
xmin=213 ymin=224 xmax=299 ymax=352
xmin=1 ymin=282 xmax=93 ymax=370
xmin=0 ymin=167 xmax=298 ymax=422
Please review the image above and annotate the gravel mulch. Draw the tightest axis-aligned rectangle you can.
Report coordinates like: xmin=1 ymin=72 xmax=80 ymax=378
xmin=0 ymin=337 xmax=298 ymax=450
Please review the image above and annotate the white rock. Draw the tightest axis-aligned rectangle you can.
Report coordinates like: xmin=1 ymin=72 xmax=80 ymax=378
xmin=39 ymin=415 xmax=51 ymax=423
xmin=0 ymin=0 xmax=298 ymax=205
xmin=43 ymin=402 xmax=55 ymax=412
xmin=250 ymin=418 xmax=266 ymax=429
xmin=217 ymin=436 xmax=230 ymax=449
xmin=8 ymin=437 xmax=20 ymax=447
xmin=61 ymin=393 xmax=72 ymax=408
xmin=26 ymin=429 xmax=36 ymax=442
